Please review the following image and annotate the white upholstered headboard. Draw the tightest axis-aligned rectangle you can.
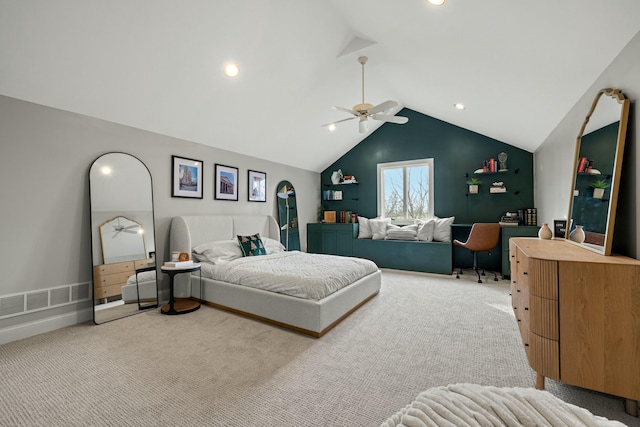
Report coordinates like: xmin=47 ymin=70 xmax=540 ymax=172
xmin=170 ymin=215 xmax=280 ymax=255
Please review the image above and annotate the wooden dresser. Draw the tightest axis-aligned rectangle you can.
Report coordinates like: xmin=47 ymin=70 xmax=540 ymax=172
xmin=510 ymin=237 xmax=640 ymax=416
xmin=93 ymin=259 xmax=152 ymax=302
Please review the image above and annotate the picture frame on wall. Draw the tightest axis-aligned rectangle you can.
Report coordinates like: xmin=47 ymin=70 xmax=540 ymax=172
xmin=214 ymin=164 xmax=239 ymax=201
xmin=171 ymin=155 xmax=203 ymax=199
xmin=248 ymin=170 xmax=266 ymax=202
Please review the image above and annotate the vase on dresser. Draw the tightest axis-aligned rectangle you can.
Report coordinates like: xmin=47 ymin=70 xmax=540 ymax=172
xmin=569 ymin=225 xmax=585 ymax=243
xmin=538 ymin=223 xmax=552 ymax=239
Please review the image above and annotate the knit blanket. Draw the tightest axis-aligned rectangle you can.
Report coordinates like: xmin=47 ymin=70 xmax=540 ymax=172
xmin=381 ymin=384 xmax=627 ymax=427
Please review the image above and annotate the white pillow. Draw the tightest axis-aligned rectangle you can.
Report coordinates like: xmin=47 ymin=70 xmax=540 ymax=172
xmin=385 ymin=224 xmax=418 ymax=241
xmin=370 ymin=218 xmax=391 ymax=240
xmin=357 ymin=216 xmax=372 ymax=239
xmin=416 ymin=219 xmax=435 ymax=242
xmin=192 ymin=239 xmax=243 ymax=264
xmin=433 ymin=216 xmax=455 ymax=242
xmin=262 ymin=237 xmax=286 ymax=254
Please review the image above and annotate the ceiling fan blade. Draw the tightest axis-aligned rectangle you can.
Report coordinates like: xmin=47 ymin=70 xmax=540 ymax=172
xmin=368 ymin=100 xmax=398 ymax=115
xmin=332 ymin=106 xmax=358 ymax=116
xmin=371 ymin=114 xmax=409 ymax=124
xmin=321 ymin=116 xmax=358 ymax=127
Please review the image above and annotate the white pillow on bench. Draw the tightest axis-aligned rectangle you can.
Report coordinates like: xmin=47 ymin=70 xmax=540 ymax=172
xmin=385 ymin=224 xmax=418 ymax=241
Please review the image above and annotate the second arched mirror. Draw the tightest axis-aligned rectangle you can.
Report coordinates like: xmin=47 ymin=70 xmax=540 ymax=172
xmin=89 ymin=152 xmax=158 ymax=324
xmin=567 ymin=88 xmax=630 ymax=255
xmin=276 ymin=180 xmax=300 ymax=251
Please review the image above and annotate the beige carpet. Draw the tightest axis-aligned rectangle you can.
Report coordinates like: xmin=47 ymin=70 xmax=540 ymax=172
xmin=0 ymin=269 xmax=637 ymax=426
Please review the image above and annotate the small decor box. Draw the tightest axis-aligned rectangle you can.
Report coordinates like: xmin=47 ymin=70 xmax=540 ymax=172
xmin=324 ymin=211 xmax=336 ymax=223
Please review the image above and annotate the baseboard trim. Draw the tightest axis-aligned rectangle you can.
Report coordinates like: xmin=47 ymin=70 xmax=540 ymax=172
xmin=0 ymin=307 xmax=93 ymax=345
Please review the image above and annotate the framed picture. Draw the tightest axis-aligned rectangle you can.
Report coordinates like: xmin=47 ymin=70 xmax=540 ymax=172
xmin=171 ymin=155 xmax=203 ymax=199
xmin=214 ymin=164 xmax=239 ymax=201
xmin=248 ymin=170 xmax=266 ymax=202
xmin=554 ymin=219 xmax=567 ymax=238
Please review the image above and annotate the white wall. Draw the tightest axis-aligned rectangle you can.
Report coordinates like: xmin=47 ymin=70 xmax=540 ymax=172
xmin=0 ymin=95 xmax=319 ymax=338
xmin=535 ymin=30 xmax=640 ymax=258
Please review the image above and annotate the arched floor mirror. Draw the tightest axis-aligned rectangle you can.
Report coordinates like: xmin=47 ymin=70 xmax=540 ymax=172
xmin=276 ymin=180 xmax=300 ymax=251
xmin=89 ymin=152 xmax=158 ymax=324
xmin=567 ymin=88 xmax=630 ymax=255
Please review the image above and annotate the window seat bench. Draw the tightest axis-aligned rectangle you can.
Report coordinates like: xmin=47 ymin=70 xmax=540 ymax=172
xmin=307 ymin=223 xmax=453 ymax=275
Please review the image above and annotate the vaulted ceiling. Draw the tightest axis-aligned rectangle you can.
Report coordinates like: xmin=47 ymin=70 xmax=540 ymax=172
xmin=1 ymin=1 xmax=639 ymax=172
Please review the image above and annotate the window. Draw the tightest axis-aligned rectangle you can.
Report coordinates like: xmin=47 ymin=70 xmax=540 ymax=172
xmin=377 ymin=159 xmax=434 ymax=220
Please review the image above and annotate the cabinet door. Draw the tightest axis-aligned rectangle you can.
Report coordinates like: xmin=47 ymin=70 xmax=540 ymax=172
xmin=322 ymin=230 xmax=337 ymax=254
xmin=307 ymin=227 xmax=322 ymax=254
xmin=335 ymin=231 xmax=352 ymax=256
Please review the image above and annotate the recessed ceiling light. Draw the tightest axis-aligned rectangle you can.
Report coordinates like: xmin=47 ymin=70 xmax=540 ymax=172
xmin=328 ymin=124 xmax=336 ymax=132
xmin=427 ymin=0 xmax=445 ymax=5
xmin=100 ymin=166 xmax=112 ymax=175
xmin=454 ymin=103 xmax=465 ymax=110
xmin=223 ymin=62 xmax=240 ymax=78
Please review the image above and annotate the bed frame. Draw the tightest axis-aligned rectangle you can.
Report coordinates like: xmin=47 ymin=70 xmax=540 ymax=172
xmin=169 ymin=215 xmax=381 ymax=337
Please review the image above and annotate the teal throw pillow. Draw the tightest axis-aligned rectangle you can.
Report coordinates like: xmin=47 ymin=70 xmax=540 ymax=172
xmin=237 ymin=233 xmax=267 ymax=257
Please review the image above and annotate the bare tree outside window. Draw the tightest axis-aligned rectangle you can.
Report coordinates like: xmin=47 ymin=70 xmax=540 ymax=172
xmin=380 ymin=160 xmax=433 ymax=220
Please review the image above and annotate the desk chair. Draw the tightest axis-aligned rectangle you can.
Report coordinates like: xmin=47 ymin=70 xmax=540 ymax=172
xmin=453 ymin=223 xmax=501 ymax=283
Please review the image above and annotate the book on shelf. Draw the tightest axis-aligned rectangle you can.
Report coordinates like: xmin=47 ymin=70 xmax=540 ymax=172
xmin=163 ymin=260 xmax=194 ymax=268
xmin=490 ymin=187 xmax=507 ymax=193
xmin=499 ymin=221 xmax=519 ymax=226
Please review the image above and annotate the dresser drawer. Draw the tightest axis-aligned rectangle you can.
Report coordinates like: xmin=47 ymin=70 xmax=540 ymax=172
xmin=529 ymin=294 xmax=559 ymax=340
xmin=93 ymin=283 xmax=122 ymax=299
xmin=529 ymin=332 xmax=559 ymax=380
xmin=94 ymin=262 xmax=134 ymax=276
xmin=94 ymin=271 xmax=131 ymax=287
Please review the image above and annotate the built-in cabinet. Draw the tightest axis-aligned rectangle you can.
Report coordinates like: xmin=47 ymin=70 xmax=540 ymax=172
xmin=510 ymin=238 xmax=640 ymax=416
xmin=307 ymin=223 xmax=358 ymax=256
xmin=500 ymin=226 xmax=539 ymax=278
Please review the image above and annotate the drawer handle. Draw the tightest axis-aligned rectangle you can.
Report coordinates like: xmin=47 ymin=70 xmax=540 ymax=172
xmin=523 ymin=271 xmax=528 ymax=275
xmin=517 ymin=319 xmax=521 ymax=322
xmin=517 ymin=289 xmax=520 ymax=292
xmin=524 ymin=307 xmax=528 ymax=311
xmin=524 ymin=343 xmax=529 ymax=347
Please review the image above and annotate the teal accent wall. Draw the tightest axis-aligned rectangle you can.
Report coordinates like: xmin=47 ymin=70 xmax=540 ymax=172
xmin=321 ymin=108 xmax=534 ymax=224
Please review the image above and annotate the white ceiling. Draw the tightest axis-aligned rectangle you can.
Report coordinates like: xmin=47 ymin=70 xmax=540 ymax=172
xmin=1 ymin=1 xmax=639 ymax=172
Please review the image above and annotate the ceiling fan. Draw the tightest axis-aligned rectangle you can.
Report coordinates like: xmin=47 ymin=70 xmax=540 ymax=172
xmin=322 ymin=56 xmax=408 ymax=133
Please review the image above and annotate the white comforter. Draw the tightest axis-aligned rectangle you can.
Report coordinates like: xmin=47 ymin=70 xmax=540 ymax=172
xmin=381 ymin=384 xmax=626 ymax=427
xmin=200 ymin=251 xmax=378 ymax=300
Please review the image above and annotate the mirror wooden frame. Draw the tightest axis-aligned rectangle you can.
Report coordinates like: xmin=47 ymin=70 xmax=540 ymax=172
xmin=566 ymin=88 xmax=630 ymax=255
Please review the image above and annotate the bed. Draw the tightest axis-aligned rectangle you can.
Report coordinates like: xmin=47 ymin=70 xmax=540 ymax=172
xmin=169 ymin=215 xmax=381 ymax=337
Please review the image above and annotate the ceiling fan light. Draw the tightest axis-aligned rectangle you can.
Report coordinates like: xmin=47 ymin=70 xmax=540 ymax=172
xmin=328 ymin=123 xmax=336 ymax=132
xmin=359 ymin=118 xmax=369 ymax=133
xmin=454 ymin=103 xmax=465 ymax=110
xmin=427 ymin=0 xmax=445 ymax=5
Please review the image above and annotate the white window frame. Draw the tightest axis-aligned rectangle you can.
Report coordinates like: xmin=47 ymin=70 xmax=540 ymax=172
xmin=377 ymin=158 xmax=435 ymax=223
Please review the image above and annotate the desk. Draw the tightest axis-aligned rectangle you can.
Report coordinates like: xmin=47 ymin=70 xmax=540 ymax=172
xmin=160 ymin=264 xmax=201 ymax=315
xmin=451 ymin=224 xmax=539 ymax=279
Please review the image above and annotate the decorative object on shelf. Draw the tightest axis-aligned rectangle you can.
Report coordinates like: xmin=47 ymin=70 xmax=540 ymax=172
xmin=178 ymin=252 xmax=190 ymax=262
xmin=331 ymin=169 xmax=343 ymax=184
xmin=553 ymin=220 xmax=568 ymax=238
xmin=538 ymin=223 xmax=552 ymax=239
xmin=590 ymin=179 xmax=609 ymax=199
xmin=214 ymin=163 xmax=239 ymax=201
xmin=499 ymin=212 xmax=520 ymax=226
xmin=498 ymin=152 xmax=508 ymax=171
xmin=248 ymin=170 xmax=266 ymax=202
xmin=466 ymin=177 xmax=481 ymax=194
xmin=525 ymin=208 xmax=537 ymax=226
xmin=171 ymin=155 xmax=203 ymax=199
xmin=342 ymin=174 xmax=358 ymax=184
xmin=323 ymin=211 xmax=337 ymax=223
xmin=490 ymin=181 xmax=507 ymax=193
xmin=569 ymin=225 xmax=585 ymax=243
